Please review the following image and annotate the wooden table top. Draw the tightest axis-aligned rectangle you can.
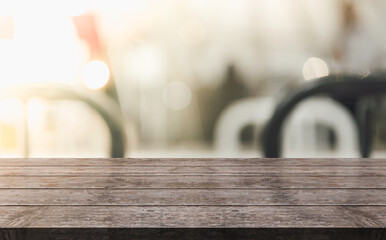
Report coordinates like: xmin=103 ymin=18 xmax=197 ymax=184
xmin=1 ymin=158 xmax=386 ymax=228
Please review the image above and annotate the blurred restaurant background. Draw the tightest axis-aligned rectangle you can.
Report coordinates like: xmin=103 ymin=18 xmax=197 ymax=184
xmin=1 ymin=0 xmax=386 ymax=158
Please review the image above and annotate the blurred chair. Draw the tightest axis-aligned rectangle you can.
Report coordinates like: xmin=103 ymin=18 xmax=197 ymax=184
xmin=281 ymin=96 xmax=359 ymax=157
xmin=0 ymin=83 xmax=127 ymax=158
xmin=262 ymin=74 xmax=386 ymax=158
xmin=214 ymin=97 xmax=275 ymax=155
xmin=214 ymin=95 xmax=359 ymax=158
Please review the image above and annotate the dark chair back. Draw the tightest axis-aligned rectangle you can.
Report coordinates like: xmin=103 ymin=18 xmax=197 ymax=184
xmin=261 ymin=74 xmax=386 ymax=158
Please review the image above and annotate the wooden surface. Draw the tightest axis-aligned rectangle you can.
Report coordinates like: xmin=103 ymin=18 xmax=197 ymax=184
xmin=1 ymin=158 xmax=386 ymax=239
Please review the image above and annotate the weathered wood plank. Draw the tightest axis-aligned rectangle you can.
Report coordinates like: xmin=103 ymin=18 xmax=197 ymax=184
xmin=0 ymin=189 xmax=385 ymax=206
xmin=0 ymin=176 xmax=384 ymax=189
xmin=0 ymin=158 xmax=385 ymax=166
xmin=0 ymin=206 xmax=385 ymax=228
xmin=1 ymin=166 xmax=385 ymax=176
xmin=1 ymin=158 xmax=386 ymax=233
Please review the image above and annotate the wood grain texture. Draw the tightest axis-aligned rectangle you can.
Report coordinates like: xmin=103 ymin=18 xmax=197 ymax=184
xmin=1 ymin=165 xmax=386 ymax=176
xmin=0 ymin=189 xmax=385 ymax=206
xmin=1 ymin=206 xmax=386 ymax=228
xmin=1 ymin=176 xmax=385 ymax=189
xmin=1 ymin=157 xmax=386 ymax=233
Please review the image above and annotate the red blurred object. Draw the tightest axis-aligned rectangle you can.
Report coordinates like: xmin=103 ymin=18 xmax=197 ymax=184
xmin=72 ymin=13 xmax=104 ymax=59
xmin=72 ymin=13 xmax=120 ymax=102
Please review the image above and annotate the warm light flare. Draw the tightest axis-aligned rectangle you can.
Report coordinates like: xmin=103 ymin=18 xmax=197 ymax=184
xmin=303 ymin=57 xmax=329 ymax=80
xmin=82 ymin=60 xmax=110 ymax=89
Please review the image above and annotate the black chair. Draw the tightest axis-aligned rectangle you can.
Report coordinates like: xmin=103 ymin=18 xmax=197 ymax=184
xmin=261 ymin=73 xmax=386 ymax=158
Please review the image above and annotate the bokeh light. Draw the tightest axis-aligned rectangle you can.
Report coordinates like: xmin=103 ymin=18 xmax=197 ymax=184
xmin=163 ymin=81 xmax=192 ymax=110
xmin=302 ymin=57 xmax=329 ymax=80
xmin=82 ymin=60 xmax=110 ymax=89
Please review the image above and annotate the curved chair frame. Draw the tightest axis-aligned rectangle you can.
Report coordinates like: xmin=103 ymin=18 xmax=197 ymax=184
xmin=0 ymin=83 xmax=127 ymax=158
xmin=262 ymin=74 xmax=386 ymax=158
